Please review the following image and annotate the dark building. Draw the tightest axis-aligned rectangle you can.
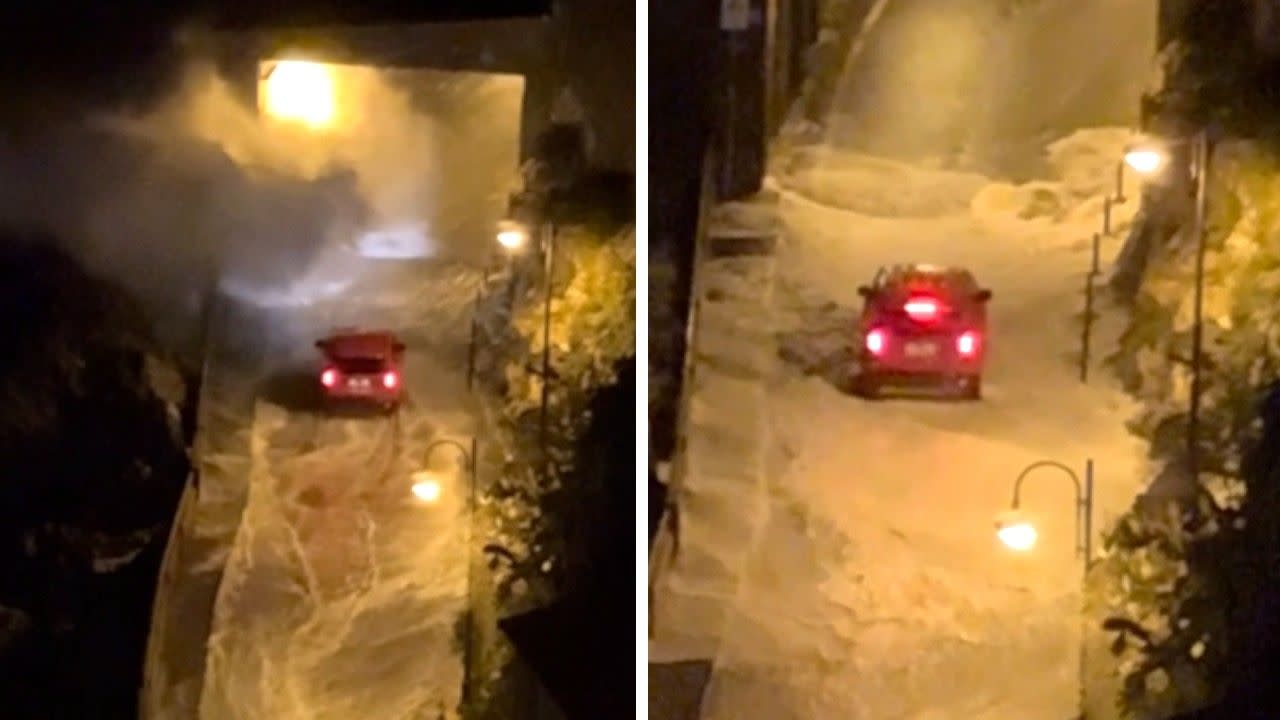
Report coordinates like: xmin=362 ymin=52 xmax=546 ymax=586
xmin=649 ymin=0 xmax=818 ymax=496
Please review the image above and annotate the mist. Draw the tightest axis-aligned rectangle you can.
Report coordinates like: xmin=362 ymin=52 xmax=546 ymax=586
xmin=0 ymin=47 xmax=523 ymax=363
xmin=827 ymin=0 xmax=1156 ymax=178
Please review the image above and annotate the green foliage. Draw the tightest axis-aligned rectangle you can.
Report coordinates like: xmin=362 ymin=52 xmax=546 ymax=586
xmin=464 ymin=224 xmax=634 ymax=719
xmin=505 ymin=228 xmax=637 ymax=424
xmin=481 ymin=225 xmax=635 ymax=596
xmin=1099 ymin=143 xmax=1280 ymax=716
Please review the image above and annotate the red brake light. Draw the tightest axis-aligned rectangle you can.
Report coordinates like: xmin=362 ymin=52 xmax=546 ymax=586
xmin=865 ymin=328 xmax=888 ymax=356
xmin=321 ymin=368 xmax=339 ymax=387
xmin=957 ymin=331 xmax=980 ymax=357
xmin=382 ymin=371 xmax=399 ymax=389
xmin=904 ymin=297 xmax=941 ymax=321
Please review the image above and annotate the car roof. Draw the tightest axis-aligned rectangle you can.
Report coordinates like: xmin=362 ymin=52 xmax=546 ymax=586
xmin=320 ymin=330 xmax=402 ymax=358
xmin=881 ymin=263 xmax=977 ymax=288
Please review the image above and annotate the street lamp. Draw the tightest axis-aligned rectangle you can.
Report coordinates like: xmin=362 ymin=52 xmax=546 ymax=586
xmin=1123 ymin=147 xmax=1166 ymax=175
xmin=410 ymin=474 xmax=443 ymax=503
xmin=496 ymin=213 xmax=557 ymax=461
xmin=1113 ymin=157 xmax=1128 ymax=205
xmin=995 ymin=459 xmax=1095 ymax=566
xmin=496 ymin=220 xmax=531 ymax=250
xmin=1124 ymin=130 xmax=1212 ymax=482
xmin=415 ymin=437 xmax=479 ymax=706
xmin=261 ymin=60 xmax=336 ymax=129
xmin=995 ymin=458 xmax=1095 ymax=719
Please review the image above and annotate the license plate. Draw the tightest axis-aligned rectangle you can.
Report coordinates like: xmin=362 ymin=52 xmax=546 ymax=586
xmin=348 ymin=378 xmax=372 ymax=390
xmin=904 ymin=341 xmax=938 ymax=358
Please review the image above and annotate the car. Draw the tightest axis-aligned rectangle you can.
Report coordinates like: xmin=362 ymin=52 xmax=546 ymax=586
xmin=853 ymin=264 xmax=992 ymax=399
xmin=315 ymin=329 xmax=406 ymax=411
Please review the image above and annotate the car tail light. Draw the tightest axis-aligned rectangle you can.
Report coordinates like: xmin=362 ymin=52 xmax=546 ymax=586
xmin=904 ymin=296 xmax=941 ymax=322
xmin=957 ymin=331 xmax=980 ymax=357
xmin=382 ymin=371 xmax=399 ymax=389
xmin=321 ymin=368 xmax=339 ymax=387
xmin=865 ymin=328 xmax=888 ymax=356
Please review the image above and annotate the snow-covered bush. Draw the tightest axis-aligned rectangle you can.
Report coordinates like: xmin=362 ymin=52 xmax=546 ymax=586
xmin=1098 ymin=141 xmax=1280 ymax=716
xmin=970 ymin=128 xmax=1142 ymax=231
xmin=479 ymin=224 xmax=634 ymax=599
xmin=465 ymin=222 xmax=634 ymax=718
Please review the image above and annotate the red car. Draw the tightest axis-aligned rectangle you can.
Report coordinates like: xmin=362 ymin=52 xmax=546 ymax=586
xmin=315 ymin=330 xmax=406 ymax=411
xmin=854 ymin=264 xmax=992 ymax=399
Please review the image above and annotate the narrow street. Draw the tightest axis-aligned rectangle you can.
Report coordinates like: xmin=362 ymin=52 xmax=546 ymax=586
xmin=651 ymin=0 xmax=1160 ymax=715
xmin=147 ymin=258 xmax=482 ymax=719
xmin=706 ymin=149 xmax=1147 ymax=717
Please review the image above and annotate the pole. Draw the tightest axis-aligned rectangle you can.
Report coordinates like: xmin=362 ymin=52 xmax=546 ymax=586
xmin=1077 ymin=459 xmax=1095 ymax=720
xmin=1081 ymin=235 xmax=1099 ymax=384
xmin=1115 ymin=159 xmax=1125 ymax=204
xmin=467 ymin=287 xmax=480 ymax=390
xmin=1103 ymin=195 xmax=1112 ymax=236
xmin=1188 ymin=130 xmax=1210 ymax=483
xmin=422 ymin=437 xmax=480 ymax=710
xmin=540 ymin=222 xmax=555 ymax=475
xmin=1081 ymin=459 xmax=1093 ymax=566
xmin=1081 ymin=267 xmax=1093 ymax=384
xmin=463 ymin=435 xmax=478 ymax=710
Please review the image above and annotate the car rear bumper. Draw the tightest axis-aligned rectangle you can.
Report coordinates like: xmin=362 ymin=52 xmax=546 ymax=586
xmin=323 ymin=378 xmax=402 ymax=404
xmin=859 ymin=328 xmax=984 ymax=375
xmin=860 ymin=368 xmax=979 ymax=384
xmin=325 ymin=390 xmax=401 ymax=402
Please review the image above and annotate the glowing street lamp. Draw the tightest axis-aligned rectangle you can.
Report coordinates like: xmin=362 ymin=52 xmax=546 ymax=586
xmin=496 ymin=220 xmax=531 ymax=250
xmin=410 ymin=473 xmax=443 ymax=503
xmin=1121 ymin=130 xmax=1213 ymax=481
xmin=414 ymin=437 xmax=480 ymax=705
xmin=262 ymin=60 xmax=336 ymax=128
xmin=995 ymin=459 xmax=1094 ymax=563
xmin=994 ymin=458 xmax=1096 ymax=717
xmin=1123 ymin=146 xmax=1167 ymax=175
xmin=496 ymin=210 xmax=557 ymax=461
xmin=995 ymin=520 xmax=1038 ymax=552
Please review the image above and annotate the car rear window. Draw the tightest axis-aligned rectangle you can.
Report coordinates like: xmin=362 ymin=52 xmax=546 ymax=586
xmin=890 ymin=270 xmax=971 ymax=296
xmin=335 ymin=357 xmax=387 ymax=374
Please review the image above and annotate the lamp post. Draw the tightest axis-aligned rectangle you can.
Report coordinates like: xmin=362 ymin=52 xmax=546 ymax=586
xmin=995 ymin=458 xmax=1095 ymax=718
xmin=1114 ymin=158 xmax=1127 ymax=205
xmin=495 ymin=213 xmax=557 ymax=465
xmin=414 ymin=438 xmax=479 ymax=707
xmin=996 ymin=459 xmax=1095 ymax=567
xmin=1124 ymin=130 xmax=1212 ymax=482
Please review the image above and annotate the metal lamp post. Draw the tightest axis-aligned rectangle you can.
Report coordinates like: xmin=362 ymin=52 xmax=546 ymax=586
xmin=1124 ymin=130 xmax=1212 ymax=482
xmin=496 ymin=206 xmax=558 ymax=467
xmin=1187 ymin=129 xmax=1211 ymax=484
xmin=999 ymin=459 xmax=1096 ymax=567
xmin=1114 ymin=158 xmax=1127 ymax=205
xmin=996 ymin=458 xmax=1096 ymax=719
xmin=417 ymin=437 xmax=479 ymax=707
xmin=538 ymin=221 xmax=556 ymax=461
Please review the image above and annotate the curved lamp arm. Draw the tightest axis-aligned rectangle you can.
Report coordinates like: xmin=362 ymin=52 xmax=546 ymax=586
xmin=1009 ymin=459 xmax=1094 ymax=566
xmin=1010 ymin=460 xmax=1082 ymax=509
xmin=423 ymin=438 xmax=473 ymax=467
